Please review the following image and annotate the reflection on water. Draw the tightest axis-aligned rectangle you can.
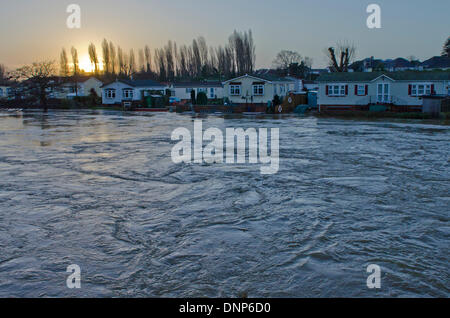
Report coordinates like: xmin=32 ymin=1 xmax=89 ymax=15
xmin=0 ymin=110 xmax=448 ymax=297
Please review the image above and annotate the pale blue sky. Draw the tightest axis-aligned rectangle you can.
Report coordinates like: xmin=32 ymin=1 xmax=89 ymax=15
xmin=0 ymin=0 xmax=449 ymax=69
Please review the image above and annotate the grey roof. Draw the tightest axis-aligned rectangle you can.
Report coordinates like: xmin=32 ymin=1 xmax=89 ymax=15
xmin=101 ymin=79 xmax=165 ymax=88
xmin=421 ymin=56 xmax=450 ymax=69
xmin=252 ymin=70 xmax=295 ymax=82
xmin=121 ymin=79 xmax=165 ymax=87
xmin=384 ymin=58 xmax=414 ymax=68
xmin=225 ymin=73 xmax=294 ymax=83
xmin=316 ymin=71 xmax=450 ymax=82
xmin=172 ymin=81 xmax=223 ymax=88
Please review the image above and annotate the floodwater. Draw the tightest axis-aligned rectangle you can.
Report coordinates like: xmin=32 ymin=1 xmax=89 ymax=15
xmin=0 ymin=110 xmax=448 ymax=298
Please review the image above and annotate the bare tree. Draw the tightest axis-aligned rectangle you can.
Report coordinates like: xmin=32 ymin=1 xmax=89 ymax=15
xmin=88 ymin=43 xmax=99 ymax=74
xmin=442 ymin=36 xmax=450 ymax=57
xmin=138 ymin=49 xmax=145 ymax=73
xmin=129 ymin=49 xmax=136 ymax=76
xmin=154 ymin=48 xmax=167 ymax=81
xmin=71 ymin=29 xmax=257 ymax=81
xmin=164 ymin=41 xmax=175 ymax=81
xmin=109 ymin=41 xmax=117 ymax=75
xmin=13 ymin=61 xmax=57 ymax=109
xmin=242 ymin=30 xmax=256 ymax=74
xmin=178 ymin=45 xmax=189 ymax=78
xmin=228 ymin=30 xmax=255 ymax=75
xmin=325 ymin=41 xmax=356 ymax=72
xmin=71 ymin=47 xmax=79 ymax=76
xmin=0 ymin=64 xmax=6 ymax=81
xmin=70 ymin=47 xmax=80 ymax=96
xmin=273 ymin=50 xmax=303 ymax=70
xmin=102 ymin=39 xmax=111 ymax=74
xmin=60 ymin=48 xmax=70 ymax=77
xmin=191 ymin=39 xmax=202 ymax=78
xmin=144 ymin=45 xmax=152 ymax=73
xmin=117 ymin=46 xmax=125 ymax=76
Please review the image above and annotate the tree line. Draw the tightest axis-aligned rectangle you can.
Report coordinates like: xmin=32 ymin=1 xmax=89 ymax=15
xmin=59 ymin=30 xmax=256 ymax=82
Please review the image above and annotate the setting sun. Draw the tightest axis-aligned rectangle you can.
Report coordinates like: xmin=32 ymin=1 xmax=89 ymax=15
xmin=79 ymin=54 xmax=103 ymax=73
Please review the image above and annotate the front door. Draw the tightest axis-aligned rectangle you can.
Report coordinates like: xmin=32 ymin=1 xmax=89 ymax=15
xmin=377 ymin=83 xmax=390 ymax=103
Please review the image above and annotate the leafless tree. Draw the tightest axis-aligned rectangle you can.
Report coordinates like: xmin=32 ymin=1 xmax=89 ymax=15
xmin=164 ymin=41 xmax=175 ymax=81
xmin=138 ymin=49 xmax=145 ymax=73
xmin=70 ymin=47 xmax=80 ymax=96
xmin=117 ymin=47 xmax=125 ymax=76
xmin=191 ymin=39 xmax=202 ymax=77
xmin=129 ymin=49 xmax=136 ymax=76
xmin=102 ymin=39 xmax=111 ymax=74
xmin=71 ymin=47 xmax=79 ymax=76
xmin=325 ymin=41 xmax=356 ymax=72
xmin=0 ymin=64 xmax=7 ymax=81
xmin=442 ymin=36 xmax=450 ymax=57
xmin=144 ymin=45 xmax=152 ymax=73
xmin=228 ymin=30 xmax=255 ymax=75
xmin=154 ymin=48 xmax=167 ymax=81
xmin=60 ymin=48 xmax=70 ymax=77
xmin=13 ymin=61 xmax=57 ymax=109
xmin=88 ymin=43 xmax=99 ymax=74
xmin=273 ymin=50 xmax=303 ymax=70
xmin=109 ymin=42 xmax=117 ymax=75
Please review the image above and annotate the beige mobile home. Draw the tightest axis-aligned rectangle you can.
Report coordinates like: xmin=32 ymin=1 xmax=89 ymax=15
xmin=223 ymin=74 xmax=295 ymax=105
xmin=170 ymin=82 xmax=223 ymax=101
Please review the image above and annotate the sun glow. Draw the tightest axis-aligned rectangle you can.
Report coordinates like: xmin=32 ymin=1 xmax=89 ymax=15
xmin=79 ymin=54 xmax=103 ymax=73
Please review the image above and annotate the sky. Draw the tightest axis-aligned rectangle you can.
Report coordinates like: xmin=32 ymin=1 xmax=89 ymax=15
xmin=0 ymin=0 xmax=449 ymax=71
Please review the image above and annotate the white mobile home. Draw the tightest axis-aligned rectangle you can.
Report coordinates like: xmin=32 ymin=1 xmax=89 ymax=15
xmin=170 ymin=82 xmax=223 ymax=101
xmin=223 ymin=74 xmax=295 ymax=105
xmin=101 ymin=79 xmax=167 ymax=105
xmin=316 ymin=72 xmax=450 ymax=112
xmin=56 ymin=77 xmax=104 ymax=99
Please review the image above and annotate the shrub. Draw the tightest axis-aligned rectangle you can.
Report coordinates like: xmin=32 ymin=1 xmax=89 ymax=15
xmin=273 ymin=95 xmax=281 ymax=106
xmin=197 ymin=92 xmax=208 ymax=105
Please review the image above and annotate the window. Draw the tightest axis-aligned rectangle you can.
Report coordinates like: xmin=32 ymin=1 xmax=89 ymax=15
xmin=105 ymin=89 xmax=116 ymax=99
xmin=410 ymin=83 xmax=431 ymax=96
xmin=209 ymin=87 xmax=215 ymax=99
xmin=230 ymin=85 xmax=241 ymax=96
xmin=123 ymin=89 xmax=134 ymax=99
xmin=185 ymin=88 xmax=193 ymax=94
xmin=253 ymin=85 xmax=264 ymax=96
xmin=280 ymin=85 xmax=286 ymax=95
xmin=356 ymin=85 xmax=366 ymax=96
xmin=328 ymin=84 xmax=347 ymax=97
xmin=197 ymin=88 xmax=207 ymax=93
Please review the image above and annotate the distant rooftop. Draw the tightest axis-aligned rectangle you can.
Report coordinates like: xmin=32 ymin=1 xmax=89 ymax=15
xmin=316 ymin=71 xmax=450 ymax=82
xmin=421 ymin=56 xmax=450 ymax=69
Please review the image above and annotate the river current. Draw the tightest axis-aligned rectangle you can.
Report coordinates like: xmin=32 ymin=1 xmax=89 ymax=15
xmin=0 ymin=110 xmax=448 ymax=297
